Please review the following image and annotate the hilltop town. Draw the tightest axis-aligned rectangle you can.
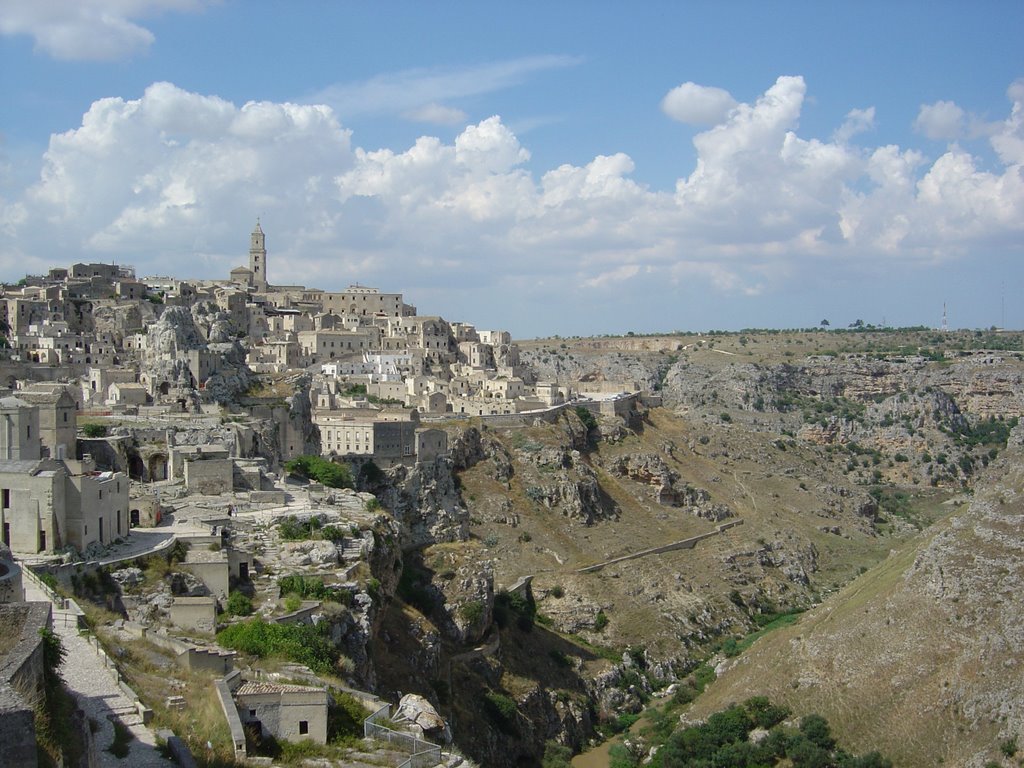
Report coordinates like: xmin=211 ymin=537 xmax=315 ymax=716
xmin=0 ymin=224 xmax=641 ymax=768
xmin=2 ymin=224 xmax=1023 ymax=768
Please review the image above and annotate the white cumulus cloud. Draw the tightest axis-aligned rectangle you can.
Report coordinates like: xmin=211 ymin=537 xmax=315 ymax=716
xmin=834 ymin=107 xmax=876 ymax=143
xmin=0 ymin=0 xmax=210 ymax=60
xmin=914 ymin=100 xmax=967 ymax=140
xmin=661 ymin=82 xmax=738 ymax=126
xmin=2 ymin=76 xmax=1023 ymax=333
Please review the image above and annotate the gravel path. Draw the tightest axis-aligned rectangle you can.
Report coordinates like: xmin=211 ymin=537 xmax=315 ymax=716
xmin=23 ymin=578 xmax=172 ymax=767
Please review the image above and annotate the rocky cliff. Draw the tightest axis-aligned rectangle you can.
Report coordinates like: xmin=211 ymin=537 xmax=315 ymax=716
xmin=687 ymin=425 xmax=1024 ymax=767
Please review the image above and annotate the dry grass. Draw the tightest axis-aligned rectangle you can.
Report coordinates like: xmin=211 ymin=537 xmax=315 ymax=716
xmin=684 ymin=505 xmax=1001 ymax=767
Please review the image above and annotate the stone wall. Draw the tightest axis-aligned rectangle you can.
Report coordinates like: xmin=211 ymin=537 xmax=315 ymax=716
xmin=180 ymin=557 xmax=229 ymax=600
xmin=0 ymin=686 xmax=38 ymax=768
xmin=184 ymin=457 xmax=234 ymax=495
xmin=0 ymin=601 xmax=52 ymax=768
xmin=169 ymin=597 xmax=217 ymax=633
xmin=176 ymin=648 xmax=234 ymax=675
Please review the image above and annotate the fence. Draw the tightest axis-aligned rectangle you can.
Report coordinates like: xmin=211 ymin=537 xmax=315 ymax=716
xmin=22 ymin=565 xmax=83 ymax=629
xmin=363 ymin=704 xmax=443 ymax=768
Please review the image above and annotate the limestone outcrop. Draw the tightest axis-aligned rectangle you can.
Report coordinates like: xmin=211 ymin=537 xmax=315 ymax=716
xmin=379 ymin=457 xmax=470 ymax=549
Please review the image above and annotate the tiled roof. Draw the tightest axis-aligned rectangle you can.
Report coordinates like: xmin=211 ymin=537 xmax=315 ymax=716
xmin=235 ymin=681 xmax=324 ymax=696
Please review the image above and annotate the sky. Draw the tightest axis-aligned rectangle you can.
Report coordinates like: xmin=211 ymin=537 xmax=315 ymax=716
xmin=1 ymin=1 xmax=1023 ymax=337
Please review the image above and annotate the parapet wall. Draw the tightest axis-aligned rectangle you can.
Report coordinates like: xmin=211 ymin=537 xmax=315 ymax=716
xmin=0 ymin=601 xmax=52 ymax=768
xmin=0 ymin=558 xmax=24 ymax=603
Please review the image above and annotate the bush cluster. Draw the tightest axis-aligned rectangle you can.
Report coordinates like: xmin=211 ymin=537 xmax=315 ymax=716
xmin=493 ymin=589 xmax=536 ymax=631
xmin=217 ymin=618 xmax=338 ymax=674
xmin=226 ymin=590 xmax=253 ymax=616
xmin=627 ymin=697 xmax=892 ymax=768
xmin=575 ymin=405 xmax=598 ymax=432
xmin=277 ymin=574 xmax=351 ymax=605
xmin=284 ymin=455 xmax=353 ymax=488
xmin=277 ymin=514 xmax=348 ymax=543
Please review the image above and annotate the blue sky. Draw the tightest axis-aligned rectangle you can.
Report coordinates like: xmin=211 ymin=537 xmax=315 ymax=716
xmin=2 ymin=1 xmax=1023 ymax=336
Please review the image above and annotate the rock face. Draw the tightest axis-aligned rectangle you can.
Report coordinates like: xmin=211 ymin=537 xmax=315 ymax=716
xmin=282 ymin=375 xmax=321 ymax=458
xmin=278 ymin=540 xmax=339 ymax=568
xmin=331 ymin=518 xmax=403 ymax=689
xmin=661 ymin=354 xmax=1024 ymax=423
xmin=141 ymin=303 xmax=256 ymax=406
xmin=146 ymin=305 xmax=205 ymax=357
xmin=435 ymin=560 xmax=494 ymax=645
xmin=529 ymin=461 xmax=612 ymax=525
xmin=379 ymin=456 xmax=470 ymax=549
xmin=449 ymin=426 xmax=514 ymax=482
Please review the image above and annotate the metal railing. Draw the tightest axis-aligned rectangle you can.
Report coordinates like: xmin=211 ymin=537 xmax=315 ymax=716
xmin=364 ymin=704 xmax=443 ymax=768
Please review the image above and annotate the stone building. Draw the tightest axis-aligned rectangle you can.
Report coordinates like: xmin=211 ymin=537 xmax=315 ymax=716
xmin=249 ymin=221 xmax=268 ymax=292
xmin=234 ymin=681 xmax=328 ymax=745
xmin=0 ymin=455 xmax=129 ymax=554
xmin=0 ymin=402 xmax=129 ymax=554
xmin=313 ymin=408 xmax=448 ymax=468
xmin=17 ymin=384 xmax=77 ymax=459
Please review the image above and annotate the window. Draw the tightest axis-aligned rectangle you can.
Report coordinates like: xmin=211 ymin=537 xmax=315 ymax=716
xmin=298 ymin=721 xmax=308 ymax=735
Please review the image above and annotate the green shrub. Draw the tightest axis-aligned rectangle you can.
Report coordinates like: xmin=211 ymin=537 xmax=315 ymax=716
xmin=284 ymin=456 xmax=353 ymax=488
xmin=542 ymin=740 xmax=573 ymax=768
xmin=217 ymin=618 xmax=338 ymax=673
xmin=483 ymin=691 xmax=518 ymax=733
xmin=366 ymin=577 xmax=381 ymax=601
xmin=39 ymin=572 xmax=60 ymax=593
xmin=1000 ymin=735 xmax=1018 ymax=757
xmin=548 ymin=649 xmax=571 ymax=668
xmin=593 ymin=610 xmax=609 ymax=632
xmin=277 ymin=574 xmax=350 ymax=604
xmin=328 ymin=691 xmax=369 ymax=743
xmin=459 ymin=600 xmax=484 ymax=624
xmin=574 ymin=406 xmax=598 ymax=432
xmin=81 ymin=423 xmax=108 ymax=438
xmin=608 ymin=742 xmax=638 ymax=768
xmin=226 ymin=591 xmax=253 ymax=616
xmin=320 ymin=524 xmax=347 ymax=543
xmin=800 ymin=713 xmax=836 ymax=750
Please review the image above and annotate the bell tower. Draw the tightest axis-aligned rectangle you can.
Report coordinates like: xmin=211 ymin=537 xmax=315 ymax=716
xmin=249 ymin=220 xmax=267 ymax=291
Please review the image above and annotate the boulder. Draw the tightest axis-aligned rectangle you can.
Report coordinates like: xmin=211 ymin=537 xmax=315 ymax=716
xmin=395 ymin=693 xmax=452 ymax=743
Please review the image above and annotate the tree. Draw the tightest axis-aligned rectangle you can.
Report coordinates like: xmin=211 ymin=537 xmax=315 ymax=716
xmin=799 ymin=713 xmax=836 ymax=750
xmin=820 ymin=319 xmax=830 ymax=327
xmin=284 ymin=455 xmax=353 ymax=488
